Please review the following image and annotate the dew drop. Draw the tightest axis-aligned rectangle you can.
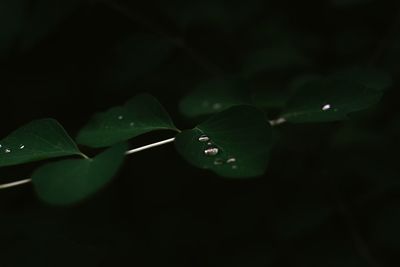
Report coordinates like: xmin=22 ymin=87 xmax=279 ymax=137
xmin=207 ymin=142 xmax=213 ymax=146
xmin=322 ymin=104 xmax=331 ymax=111
xmin=198 ymin=135 xmax=210 ymax=142
xmin=226 ymin=158 xmax=236 ymax=164
xmin=129 ymin=122 xmax=135 ymax=127
xmin=118 ymin=115 xmax=124 ymax=120
xmin=0 ymin=144 xmax=2 ymax=148
xmin=204 ymin=147 xmax=219 ymax=156
xmin=19 ymin=144 xmax=25 ymax=149
xmin=213 ymin=158 xmax=224 ymax=165
xmin=4 ymin=148 xmax=11 ymax=153
xmin=213 ymin=103 xmax=222 ymax=110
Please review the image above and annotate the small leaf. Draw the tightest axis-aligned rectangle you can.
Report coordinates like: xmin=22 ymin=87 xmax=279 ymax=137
xmin=175 ymin=105 xmax=273 ymax=178
xmin=32 ymin=143 xmax=127 ymax=205
xmin=77 ymin=94 xmax=178 ymax=148
xmin=281 ymin=78 xmax=384 ymax=123
xmin=179 ymin=79 xmax=250 ymax=118
xmin=0 ymin=119 xmax=81 ymax=167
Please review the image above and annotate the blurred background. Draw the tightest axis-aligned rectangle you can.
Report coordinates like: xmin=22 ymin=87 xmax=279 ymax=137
xmin=0 ymin=0 xmax=399 ymax=266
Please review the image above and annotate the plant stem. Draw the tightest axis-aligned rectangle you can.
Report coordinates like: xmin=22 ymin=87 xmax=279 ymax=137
xmin=125 ymin=137 xmax=175 ymax=155
xmin=0 ymin=179 xmax=32 ymax=189
xmin=0 ymin=137 xmax=177 ymax=190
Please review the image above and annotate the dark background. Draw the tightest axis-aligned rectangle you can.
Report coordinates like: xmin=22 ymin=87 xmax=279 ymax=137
xmin=1 ymin=0 xmax=400 ymax=266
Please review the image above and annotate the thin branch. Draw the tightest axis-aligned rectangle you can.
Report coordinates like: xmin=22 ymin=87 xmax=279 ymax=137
xmin=0 ymin=179 xmax=32 ymax=189
xmin=0 ymin=137 xmax=177 ymax=190
xmin=125 ymin=137 xmax=175 ymax=155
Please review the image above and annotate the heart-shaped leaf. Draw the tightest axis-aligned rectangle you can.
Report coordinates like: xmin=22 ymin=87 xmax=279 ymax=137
xmin=179 ymin=79 xmax=250 ymax=118
xmin=77 ymin=94 xmax=178 ymax=148
xmin=175 ymin=105 xmax=273 ymax=178
xmin=281 ymin=78 xmax=384 ymax=123
xmin=0 ymin=119 xmax=81 ymax=167
xmin=32 ymin=143 xmax=127 ymax=205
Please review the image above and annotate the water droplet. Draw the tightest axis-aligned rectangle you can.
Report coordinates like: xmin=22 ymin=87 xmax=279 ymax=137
xmin=0 ymin=144 xmax=2 ymax=148
xmin=4 ymin=148 xmax=11 ymax=153
xmin=204 ymin=147 xmax=219 ymax=156
xmin=19 ymin=144 xmax=25 ymax=149
xmin=213 ymin=103 xmax=222 ymax=110
xmin=226 ymin=158 xmax=236 ymax=164
xmin=207 ymin=142 xmax=213 ymax=146
xmin=118 ymin=115 xmax=124 ymax=120
xmin=129 ymin=122 xmax=135 ymax=127
xmin=232 ymin=165 xmax=238 ymax=170
xmin=213 ymin=158 xmax=224 ymax=165
xmin=322 ymin=104 xmax=331 ymax=111
xmin=198 ymin=135 xmax=210 ymax=142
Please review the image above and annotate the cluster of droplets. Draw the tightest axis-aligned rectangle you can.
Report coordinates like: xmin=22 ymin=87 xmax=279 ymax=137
xmin=0 ymin=144 xmax=25 ymax=154
xmin=198 ymin=135 xmax=238 ymax=170
xmin=118 ymin=115 xmax=135 ymax=126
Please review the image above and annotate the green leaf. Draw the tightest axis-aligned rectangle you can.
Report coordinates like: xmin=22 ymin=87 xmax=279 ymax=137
xmin=32 ymin=143 xmax=127 ymax=205
xmin=281 ymin=78 xmax=384 ymax=123
xmin=179 ymin=79 xmax=250 ymax=118
xmin=19 ymin=0 xmax=81 ymax=51
xmin=77 ymin=94 xmax=178 ymax=148
xmin=175 ymin=105 xmax=273 ymax=178
xmin=0 ymin=119 xmax=81 ymax=167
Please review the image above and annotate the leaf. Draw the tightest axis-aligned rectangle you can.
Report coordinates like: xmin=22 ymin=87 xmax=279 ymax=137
xmin=19 ymin=0 xmax=81 ymax=51
xmin=179 ymin=79 xmax=250 ymax=118
xmin=281 ymin=78 xmax=384 ymax=123
xmin=0 ymin=0 xmax=27 ymax=56
xmin=175 ymin=105 xmax=273 ymax=178
xmin=77 ymin=94 xmax=178 ymax=148
xmin=0 ymin=119 xmax=81 ymax=167
xmin=32 ymin=143 xmax=127 ymax=205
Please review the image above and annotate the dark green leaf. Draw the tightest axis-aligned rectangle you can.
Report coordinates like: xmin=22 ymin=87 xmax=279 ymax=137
xmin=179 ymin=79 xmax=250 ymax=118
xmin=281 ymin=78 xmax=384 ymax=123
xmin=32 ymin=143 xmax=127 ymax=205
xmin=0 ymin=119 xmax=81 ymax=167
xmin=175 ymin=105 xmax=273 ymax=178
xmin=77 ymin=94 xmax=178 ymax=148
